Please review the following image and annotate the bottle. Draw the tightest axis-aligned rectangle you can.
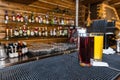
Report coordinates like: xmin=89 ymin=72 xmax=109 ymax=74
xmin=31 ymin=12 xmax=34 ymax=23
xmin=53 ymin=28 xmax=56 ymax=37
xmin=4 ymin=10 xmax=9 ymax=24
xmin=28 ymin=14 xmax=32 ymax=23
xmin=10 ymin=27 xmax=13 ymax=38
xmin=13 ymin=43 xmax=18 ymax=57
xmin=54 ymin=17 xmax=58 ymax=24
xmin=56 ymin=27 xmax=60 ymax=37
xmin=23 ymin=25 xmax=27 ymax=37
xmin=45 ymin=27 xmax=48 ymax=37
xmin=6 ymin=27 xmax=9 ymax=40
xmin=42 ymin=28 xmax=45 ymax=37
xmin=38 ymin=27 xmax=42 ymax=37
xmin=17 ymin=41 xmax=22 ymax=57
xmin=50 ymin=29 xmax=53 ymax=37
xmin=22 ymin=42 xmax=28 ymax=55
xmin=35 ymin=15 xmax=39 ymax=23
xmin=43 ymin=16 xmax=46 ymax=24
xmin=27 ymin=27 xmax=31 ymax=37
xmin=12 ymin=11 xmax=16 ymax=22
xmin=19 ymin=27 xmax=23 ymax=37
xmin=34 ymin=27 xmax=39 ymax=37
xmin=51 ymin=16 xmax=55 ymax=25
xmin=14 ymin=27 xmax=19 ymax=37
xmin=38 ymin=16 xmax=43 ymax=23
xmin=20 ymin=13 xmax=24 ymax=22
xmin=31 ymin=29 xmax=35 ymax=37
xmin=61 ymin=18 xmax=64 ymax=25
xmin=9 ymin=43 xmax=14 ymax=58
xmin=16 ymin=13 xmax=20 ymax=22
xmin=45 ymin=14 xmax=49 ymax=24
xmin=59 ymin=26 xmax=62 ymax=37
xmin=24 ymin=12 xmax=28 ymax=24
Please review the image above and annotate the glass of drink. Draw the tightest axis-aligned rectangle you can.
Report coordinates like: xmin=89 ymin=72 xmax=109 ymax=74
xmin=92 ymin=33 xmax=104 ymax=61
xmin=78 ymin=33 xmax=94 ymax=67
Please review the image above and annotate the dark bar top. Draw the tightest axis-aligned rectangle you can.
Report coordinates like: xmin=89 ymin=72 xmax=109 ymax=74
xmin=0 ymin=49 xmax=76 ymax=68
xmin=0 ymin=51 xmax=119 ymax=80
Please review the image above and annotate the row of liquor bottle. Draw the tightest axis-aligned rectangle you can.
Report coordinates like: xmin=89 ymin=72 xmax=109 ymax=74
xmin=2 ymin=41 xmax=28 ymax=58
xmin=4 ymin=10 xmax=75 ymax=26
xmin=6 ymin=25 xmax=68 ymax=39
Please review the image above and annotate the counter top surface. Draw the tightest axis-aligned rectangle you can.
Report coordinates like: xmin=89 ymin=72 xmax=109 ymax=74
xmin=0 ymin=52 xmax=119 ymax=80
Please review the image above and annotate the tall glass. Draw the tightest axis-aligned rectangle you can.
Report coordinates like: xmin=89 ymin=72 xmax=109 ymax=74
xmin=92 ymin=33 xmax=104 ymax=61
xmin=78 ymin=33 xmax=94 ymax=66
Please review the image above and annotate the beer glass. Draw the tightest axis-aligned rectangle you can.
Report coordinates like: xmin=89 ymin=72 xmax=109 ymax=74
xmin=78 ymin=33 xmax=94 ymax=66
xmin=92 ymin=33 xmax=104 ymax=61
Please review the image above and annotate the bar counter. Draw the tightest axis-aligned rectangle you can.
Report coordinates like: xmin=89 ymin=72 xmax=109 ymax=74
xmin=0 ymin=51 xmax=120 ymax=80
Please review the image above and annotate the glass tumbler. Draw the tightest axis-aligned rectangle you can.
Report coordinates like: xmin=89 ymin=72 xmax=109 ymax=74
xmin=78 ymin=33 xmax=94 ymax=66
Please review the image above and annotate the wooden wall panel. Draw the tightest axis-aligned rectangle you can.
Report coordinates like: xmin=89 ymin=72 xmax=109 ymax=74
xmin=0 ymin=0 xmax=75 ymax=43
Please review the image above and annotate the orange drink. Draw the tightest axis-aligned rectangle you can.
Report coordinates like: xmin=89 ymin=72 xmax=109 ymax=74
xmin=94 ymin=34 xmax=104 ymax=61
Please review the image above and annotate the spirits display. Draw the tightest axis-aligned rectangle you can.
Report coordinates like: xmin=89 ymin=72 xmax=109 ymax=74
xmin=3 ymin=10 xmax=75 ymax=26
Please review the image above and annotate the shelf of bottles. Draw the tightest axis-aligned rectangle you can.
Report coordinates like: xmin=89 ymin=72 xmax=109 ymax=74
xmin=4 ymin=10 xmax=75 ymax=40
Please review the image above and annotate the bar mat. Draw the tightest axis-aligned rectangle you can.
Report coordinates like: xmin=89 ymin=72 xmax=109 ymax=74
xmin=103 ymin=54 xmax=120 ymax=70
xmin=0 ymin=54 xmax=119 ymax=80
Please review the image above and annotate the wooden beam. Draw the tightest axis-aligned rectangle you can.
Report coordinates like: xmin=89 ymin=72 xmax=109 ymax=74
xmin=38 ymin=0 xmax=75 ymax=10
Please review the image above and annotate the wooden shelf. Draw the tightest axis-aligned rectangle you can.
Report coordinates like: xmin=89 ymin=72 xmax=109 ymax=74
xmin=0 ymin=37 xmax=68 ymax=43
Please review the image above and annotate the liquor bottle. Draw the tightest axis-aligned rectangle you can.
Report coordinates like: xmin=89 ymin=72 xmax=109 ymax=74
xmin=17 ymin=41 xmax=22 ymax=57
xmin=20 ymin=13 xmax=24 ymax=22
xmin=31 ymin=12 xmax=34 ymax=23
xmin=59 ymin=26 xmax=62 ymax=37
xmin=42 ymin=28 xmax=45 ymax=37
xmin=14 ymin=27 xmax=19 ymax=37
xmin=45 ymin=27 xmax=48 ymax=37
xmin=50 ymin=29 xmax=53 ymax=37
xmin=61 ymin=18 xmax=64 ymax=25
xmin=38 ymin=16 xmax=43 ymax=23
xmin=35 ymin=15 xmax=39 ymax=23
xmin=13 ymin=43 xmax=18 ymax=57
xmin=45 ymin=14 xmax=49 ymax=24
xmin=43 ymin=16 xmax=46 ymax=24
xmin=27 ymin=27 xmax=31 ymax=37
xmin=22 ymin=42 xmax=28 ymax=55
xmin=16 ymin=13 xmax=20 ymax=22
xmin=64 ymin=18 xmax=67 ymax=25
xmin=23 ymin=25 xmax=27 ymax=37
xmin=54 ymin=17 xmax=58 ymax=24
xmin=10 ymin=27 xmax=13 ymax=38
xmin=4 ymin=10 xmax=9 ymax=24
xmin=56 ymin=27 xmax=60 ymax=37
xmin=66 ymin=18 xmax=69 ymax=25
xmin=6 ymin=27 xmax=9 ymax=40
xmin=34 ymin=27 xmax=39 ymax=37
xmin=51 ymin=16 xmax=55 ymax=24
xmin=9 ymin=43 xmax=14 ymax=58
xmin=28 ymin=14 xmax=32 ymax=23
xmin=53 ymin=28 xmax=56 ymax=37
xmin=31 ymin=29 xmax=35 ymax=37
xmin=12 ymin=11 xmax=16 ymax=22
xmin=24 ymin=12 xmax=28 ymax=24
xmin=19 ymin=27 xmax=23 ymax=37
xmin=38 ymin=27 xmax=42 ymax=37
